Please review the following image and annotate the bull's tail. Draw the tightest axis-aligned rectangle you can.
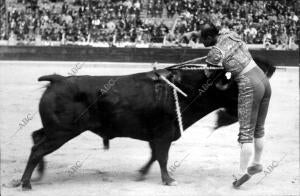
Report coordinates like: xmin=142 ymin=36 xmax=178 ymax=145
xmin=38 ymin=74 xmax=65 ymax=83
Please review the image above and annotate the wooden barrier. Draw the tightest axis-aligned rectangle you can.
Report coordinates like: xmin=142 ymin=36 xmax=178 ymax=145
xmin=0 ymin=46 xmax=298 ymax=66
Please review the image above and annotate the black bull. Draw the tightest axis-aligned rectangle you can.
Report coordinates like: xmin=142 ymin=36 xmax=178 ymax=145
xmin=16 ymin=58 xmax=275 ymax=190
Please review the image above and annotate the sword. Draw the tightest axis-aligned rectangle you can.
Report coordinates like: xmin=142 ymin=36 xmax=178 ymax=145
xmin=167 ymin=56 xmax=207 ymax=69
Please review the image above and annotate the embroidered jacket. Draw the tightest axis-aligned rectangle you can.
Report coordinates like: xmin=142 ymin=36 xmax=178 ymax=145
xmin=206 ymin=31 xmax=252 ymax=76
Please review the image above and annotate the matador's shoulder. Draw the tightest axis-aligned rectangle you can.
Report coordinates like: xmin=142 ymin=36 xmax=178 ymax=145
xmin=206 ymin=46 xmax=224 ymax=66
xmin=219 ymin=31 xmax=242 ymax=43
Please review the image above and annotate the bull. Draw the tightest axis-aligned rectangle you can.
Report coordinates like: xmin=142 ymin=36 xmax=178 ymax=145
xmin=15 ymin=58 xmax=275 ymax=190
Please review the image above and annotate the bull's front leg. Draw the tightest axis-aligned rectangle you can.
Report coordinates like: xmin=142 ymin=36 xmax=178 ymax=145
xmin=153 ymin=140 xmax=177 ymax=186
xmin=138 ymin=142 xmax=155 ymax=178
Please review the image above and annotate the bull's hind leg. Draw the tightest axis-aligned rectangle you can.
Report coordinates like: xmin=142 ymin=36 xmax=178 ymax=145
xmin=138 ymin=142 xmax=155 ymax=180
xmin=102 ymin=138 xmax=109 ymax=150
xmin=153 ymin=140 xmax=177 ymax=186
xmin=20 ymin=130 xmax=77 ymax=190
xmin=31 ymin=128 xmax=46 ymax=180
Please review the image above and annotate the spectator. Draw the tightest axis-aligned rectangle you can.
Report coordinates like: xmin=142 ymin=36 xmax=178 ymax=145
xmin=277 ymin=27 xmax=288 ymax=49
xmin=0 ymin=0 xmax=298 ymax=50
xmin=263 ymin=31 xmax=272 ymax=50
xmin=249 ymin=25 xmax=258 ymax=43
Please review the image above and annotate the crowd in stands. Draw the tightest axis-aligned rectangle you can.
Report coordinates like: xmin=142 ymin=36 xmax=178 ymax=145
xmin=0 ymin=0 xmax=6 ymax=40
xmin=3 ymin=0 xmax=145 ymax=44
xmin=1 ymin=0 xmax=299 ymax=49
xmin=151 ymin=0 xmax=299 ymax=49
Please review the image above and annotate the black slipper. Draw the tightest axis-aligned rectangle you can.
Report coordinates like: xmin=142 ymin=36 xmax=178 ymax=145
xmin=233 ymin=173 xmax=251 ymax=188
xmin=233 ymin=164 xmax=263 ymax=188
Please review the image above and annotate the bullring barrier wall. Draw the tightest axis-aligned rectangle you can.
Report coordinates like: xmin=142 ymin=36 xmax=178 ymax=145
xmin=0 ymin=46 xmax=298 ymax=67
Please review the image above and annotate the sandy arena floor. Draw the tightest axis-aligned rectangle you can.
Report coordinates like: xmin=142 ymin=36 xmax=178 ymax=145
xmin=0 ymin=61 xmax=299 ymax=196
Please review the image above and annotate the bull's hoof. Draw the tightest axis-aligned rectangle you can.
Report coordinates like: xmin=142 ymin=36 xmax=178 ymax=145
xmin=9 ymin=179 xmax=21 ymax=187
xmin=103 ymin=146 xmax=109 ymax=150
xmin=138 ymin=167 xmax=148 ymax=176
xmin=137 ymin=167 xmax=150 ymax=181
xmin=136 ymin=174 xmax=146 ymax=181
xmin=163 ymin=178 xmax=178 ymax=186
xmin=21 ymin=182 xmax=32 ymax=191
